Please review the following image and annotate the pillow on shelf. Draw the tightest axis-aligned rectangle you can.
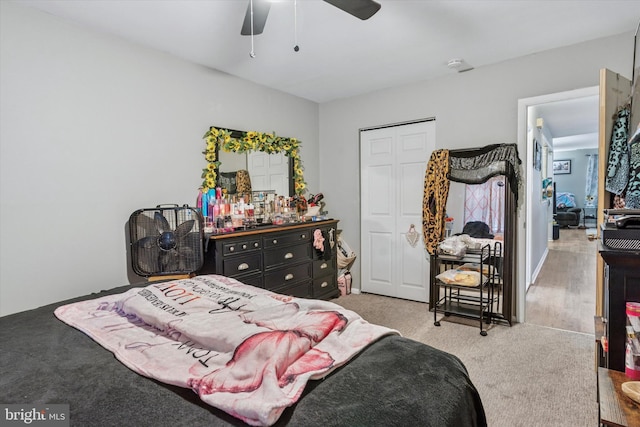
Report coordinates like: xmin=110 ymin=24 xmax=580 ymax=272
xmin=436 ymin=269 xmax=486 ymax=287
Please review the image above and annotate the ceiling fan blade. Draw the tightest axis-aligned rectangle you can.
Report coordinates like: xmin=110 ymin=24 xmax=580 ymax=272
xmin=241 ymin=0 xmax=271 ymax=36
xmin=323 ymin=0 xmax=381 ymax=20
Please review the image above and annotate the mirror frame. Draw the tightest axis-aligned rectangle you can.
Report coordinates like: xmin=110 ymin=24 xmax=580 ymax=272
xmin=202 ymin=126 xmax=306 ymax=196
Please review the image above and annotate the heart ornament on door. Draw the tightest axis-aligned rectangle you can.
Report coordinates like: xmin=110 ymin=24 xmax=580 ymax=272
xmin=406 ymin=224 xmax=420 ymax=248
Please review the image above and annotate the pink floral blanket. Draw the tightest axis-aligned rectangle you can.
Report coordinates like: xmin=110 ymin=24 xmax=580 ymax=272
xmin=54 ymin=275 xmax=397 ymax=426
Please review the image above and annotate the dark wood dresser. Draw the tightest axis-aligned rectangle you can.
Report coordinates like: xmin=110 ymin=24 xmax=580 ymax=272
xmin=200 ymin=220 xmax=340 ymax=300
xmin=599 ymin=244 xmax=640 ymax=372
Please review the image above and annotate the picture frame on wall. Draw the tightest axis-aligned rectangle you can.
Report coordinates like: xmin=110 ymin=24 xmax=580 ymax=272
xmin=553 ymin=159 xmax=571 ymax=175
xmin=533 ymin=139 xmax=541 ymax=171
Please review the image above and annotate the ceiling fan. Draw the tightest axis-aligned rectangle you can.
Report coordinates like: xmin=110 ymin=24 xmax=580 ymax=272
xmin=241 ymin=0 xmax=381 ymax=36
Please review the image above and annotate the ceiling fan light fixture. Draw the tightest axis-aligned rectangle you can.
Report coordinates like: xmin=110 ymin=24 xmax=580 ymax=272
xmin=240 ymin=0 xmax=381 ymax=48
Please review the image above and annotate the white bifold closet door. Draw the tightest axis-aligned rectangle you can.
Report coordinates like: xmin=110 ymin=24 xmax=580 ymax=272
xmin=360 ymin=120 xmax=435 ymax=302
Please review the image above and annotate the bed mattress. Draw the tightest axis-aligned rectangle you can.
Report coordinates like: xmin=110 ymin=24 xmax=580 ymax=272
xmin=0 ymin=282 xmax=486 ymax=427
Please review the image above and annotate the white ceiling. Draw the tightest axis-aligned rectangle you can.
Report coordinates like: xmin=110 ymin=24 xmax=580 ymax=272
xmin=536 ymin=95 xmax=600 ymax=151
xmin=15 ymin=0 xmax=640 ymax=144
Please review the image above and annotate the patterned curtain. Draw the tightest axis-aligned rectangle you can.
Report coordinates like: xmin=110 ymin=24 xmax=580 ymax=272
xmin=422 ymin=149 xmax=450 ymax=255
xmin=448 ymin=143 xmax=523 ymax=206
xmin=584 ymin=154 xmax=598 ymax=207
xmin=464 ymin=176 xmax=505 ymax=235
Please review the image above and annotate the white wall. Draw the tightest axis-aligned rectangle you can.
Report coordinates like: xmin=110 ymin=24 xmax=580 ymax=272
xmin=319 ymin=32 xmax=634 ymax=321
xmin=2 ymin=1 xmax=634 ymax=321
xmin=553 ymin=147 xmax=600 ymax=205
xmin=527 ymin=117 xmax=552 ymax=285
xmin=0 ymin=2 xmax=319 ymax=316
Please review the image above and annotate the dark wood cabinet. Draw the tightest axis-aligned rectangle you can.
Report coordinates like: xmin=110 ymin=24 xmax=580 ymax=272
xmin=599 ymin=244 xmax=640 ymax=372
xmin=200 ymin=220 xmax=340 ymax=300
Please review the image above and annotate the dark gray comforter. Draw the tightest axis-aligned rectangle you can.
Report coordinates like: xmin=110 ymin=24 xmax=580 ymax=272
xmin=0 ymin=284 xmax=486 ymax=426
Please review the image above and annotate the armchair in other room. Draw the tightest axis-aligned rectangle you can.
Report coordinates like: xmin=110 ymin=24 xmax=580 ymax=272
xmin=555 ymin=207 xmax=581 ymax=227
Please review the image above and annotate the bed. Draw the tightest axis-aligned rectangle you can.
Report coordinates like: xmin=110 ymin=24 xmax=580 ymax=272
xmin=0 ymin=275 xmax=486 ymax=427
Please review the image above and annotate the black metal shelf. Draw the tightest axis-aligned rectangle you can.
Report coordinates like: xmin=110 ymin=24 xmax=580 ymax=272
xmin=434 ymin=295 xmax=492 ymax=319
xmin=430 ymin=242 xmax=503 ymax=336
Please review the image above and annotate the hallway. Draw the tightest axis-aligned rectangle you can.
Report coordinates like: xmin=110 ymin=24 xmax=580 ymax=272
xmin=525 ymin=228 xmax=598 ymax=334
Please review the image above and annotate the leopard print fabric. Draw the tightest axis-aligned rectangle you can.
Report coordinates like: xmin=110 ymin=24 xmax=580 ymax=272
xmin=625 ymin=129 xmax=640 ymax=208
xmin=423 ymin=149 xmax=450 ymax=255
xmin=605 ymin=106 xmax=630 ymax=195
xmin=235 ymin=169 xmax=252 ymax=195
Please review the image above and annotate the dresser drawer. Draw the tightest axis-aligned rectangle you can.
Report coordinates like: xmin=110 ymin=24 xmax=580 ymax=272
xmin=313 ymin=258 xmax=335 ymax=278
xmin=271 ymin=281 xmax=311 ymax=299
xmin=222 ymin=238 xmax=261 ymax=256
xmin=312 ymin=274 xmax=337 ymax=299
xmin=264 ymin=243 xmax=312 ymax=270
xmin=263 ymin=230 xmax=311 ymax=248
xmin=222 ymin=252 xmax=262 ymax=277
xmin=264 ymin=263 xmax=312 ymax=290
xmin=235 ymin=272 xmax=263 ymax=289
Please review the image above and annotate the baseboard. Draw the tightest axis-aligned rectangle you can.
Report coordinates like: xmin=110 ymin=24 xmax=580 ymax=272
xmin=530 ymin=247 xmax=549 ymax=286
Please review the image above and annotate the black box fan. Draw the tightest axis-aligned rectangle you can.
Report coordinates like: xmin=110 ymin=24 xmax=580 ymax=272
xmin=129 ymin=205 xmax=204 ymax=278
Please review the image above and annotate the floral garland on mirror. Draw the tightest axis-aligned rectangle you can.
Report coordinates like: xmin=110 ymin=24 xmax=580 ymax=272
xmin=202 ymin=127 xmax=307 ymax=195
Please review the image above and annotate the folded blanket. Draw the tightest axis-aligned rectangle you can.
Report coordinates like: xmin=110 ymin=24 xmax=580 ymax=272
xmin=54 ymin=275 xmax=397 ymax=426
xmin=556 ymin=192 xmax=577 ymax=208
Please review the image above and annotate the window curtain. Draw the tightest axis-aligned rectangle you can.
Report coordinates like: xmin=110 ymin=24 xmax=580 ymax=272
xmin=464 ymin=176 xmax=505 ymax=235
xmin=585 ymin=154 xmax=598 ymax=207
xmin=448 ymin=143 xmax=523 ymax=206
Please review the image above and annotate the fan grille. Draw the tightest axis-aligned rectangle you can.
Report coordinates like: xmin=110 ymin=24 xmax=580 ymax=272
xmin=129 ymin=206 xmax=204 ymax=277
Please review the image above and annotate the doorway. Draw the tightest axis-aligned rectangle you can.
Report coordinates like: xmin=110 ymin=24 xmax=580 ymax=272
xmin=517 ymin=86 xmax=599 ymax=327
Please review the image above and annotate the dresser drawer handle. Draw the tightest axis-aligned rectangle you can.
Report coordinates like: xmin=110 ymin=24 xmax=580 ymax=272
xmin=301 ymin=233 xmax=307 ymax=239
xmin=238 ymin=263 xmax=249 ymax=271
xmin=320 ymin=262 xmax=328 ymax=269
xmin=254 ymin=242 xmax=259 ymax=248
xmin=229 ymin=247 xmax=235 ymax=252
xmin=242 ymin=244 xmax=247 ymax=249
xmin=320 ymin=281 xmax=328 ymax=288
xmin=272 ymin=239 xmax=278 ymax=245
xmin=284 ymin=252 xmax=294 ymax=259
xmin=285 ymin=273 xmax=294 ymax=281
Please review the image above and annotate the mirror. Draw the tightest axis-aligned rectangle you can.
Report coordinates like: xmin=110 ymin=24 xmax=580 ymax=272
xmin=202 ymin=127 xmax=304 ymax=197
xmin=219 ymin=150 xmax=291 ymax=197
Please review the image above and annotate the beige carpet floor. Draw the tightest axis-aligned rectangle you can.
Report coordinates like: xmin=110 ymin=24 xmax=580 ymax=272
xmin=332 ymin=293 xmax=598 ymax=427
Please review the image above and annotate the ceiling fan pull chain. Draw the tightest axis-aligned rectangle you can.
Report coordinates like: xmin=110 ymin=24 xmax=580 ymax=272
xmin=293 ymin=0 xmax=299 ymax=52
xmin=249 ymin=0 xmax=256 ymax=58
